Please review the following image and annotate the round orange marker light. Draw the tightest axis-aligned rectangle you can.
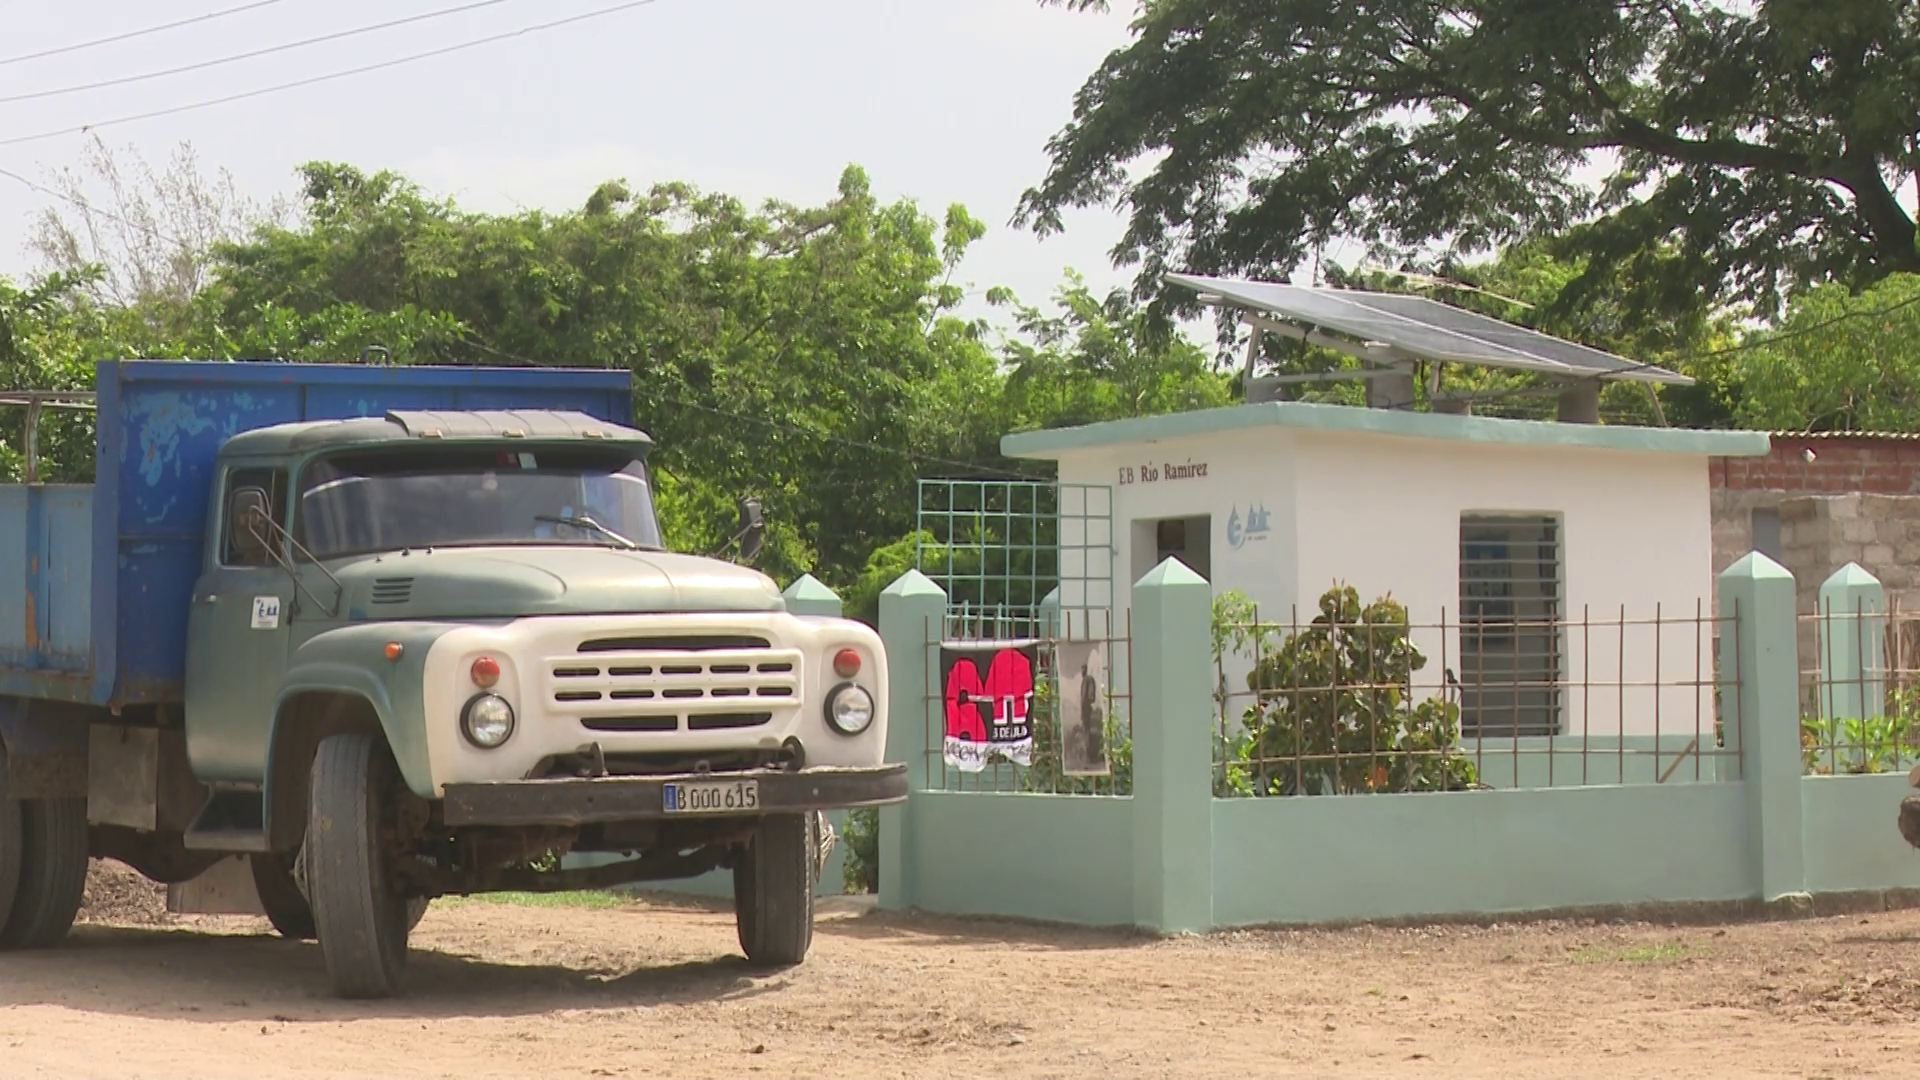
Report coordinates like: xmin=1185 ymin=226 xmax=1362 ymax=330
xmin=832 ymin=648 xmax=861 ymax=678
xmin=384 ymin=642 xmax=404 ymax=662
xmin=471 ymin=656 xmax=501 ymax=688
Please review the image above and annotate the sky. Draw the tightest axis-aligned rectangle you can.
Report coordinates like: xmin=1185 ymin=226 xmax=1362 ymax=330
xmin=0 ymin=0 xmax=1144 ymax=326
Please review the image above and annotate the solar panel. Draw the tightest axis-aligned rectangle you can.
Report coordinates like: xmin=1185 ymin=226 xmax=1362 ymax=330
xmin=1164 ymin=274 xmax=1691 ymax=386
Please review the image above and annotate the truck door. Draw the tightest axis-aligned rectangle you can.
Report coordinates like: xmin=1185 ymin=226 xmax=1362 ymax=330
xmin=183 ymin=463 xmax=295 ymax=783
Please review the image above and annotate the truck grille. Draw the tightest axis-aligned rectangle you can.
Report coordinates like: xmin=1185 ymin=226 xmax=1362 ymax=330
xmin=545 ymin=640 xmax=801 ymax=732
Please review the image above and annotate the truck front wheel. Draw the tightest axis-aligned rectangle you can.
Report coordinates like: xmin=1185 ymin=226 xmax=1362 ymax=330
xmin=732 ymin=812 xmax=816 ymax=967
xmin=249 ymin=850 xmax=315 ymax=940
xmin=305 ymin=734 xmax=415 ymax=999
xmin=0 ymin=797 xmax=88 ymax=950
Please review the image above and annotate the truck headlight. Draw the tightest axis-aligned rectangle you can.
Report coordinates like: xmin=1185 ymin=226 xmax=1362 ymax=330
xmin=825 ymin=683 xmax=874 ymax=736
xmin=462 ymin=693 xmax=516 ymax=748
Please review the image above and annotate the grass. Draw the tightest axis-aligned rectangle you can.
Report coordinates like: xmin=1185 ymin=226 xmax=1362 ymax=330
xmin=1569 ymin=941 xmax=1704 ymax=965
xmin=437 ymin=890 xmax=636 ymax=911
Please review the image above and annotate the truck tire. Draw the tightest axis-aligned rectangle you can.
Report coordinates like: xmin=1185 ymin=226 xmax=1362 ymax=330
xmin=249 ymin=851 xmax=315 ymax=940
xmin=732 ymin=813 xmax=815 ymax=967
xmin=0 ymin=797 xmax=89 ymax=949
xmin=306 ymin=734 xmax=414 ymax=999
xmin=252 ymin=847 xmax=424 ymax=942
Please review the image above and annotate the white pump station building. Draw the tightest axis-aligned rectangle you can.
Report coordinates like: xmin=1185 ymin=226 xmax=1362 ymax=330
xmin=998 ymin=277 xmax=1772 ymax=740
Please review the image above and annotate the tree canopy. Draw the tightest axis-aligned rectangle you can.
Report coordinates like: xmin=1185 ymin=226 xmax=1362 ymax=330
xmin=1022 ymin=0 xmax=1920 ymax=322
xmin=4 ymin=151 xmax=1233 ymax=602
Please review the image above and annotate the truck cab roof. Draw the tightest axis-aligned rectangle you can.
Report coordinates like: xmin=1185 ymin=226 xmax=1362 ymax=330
xmin=218 ymin=409 xmax=654 ymax=458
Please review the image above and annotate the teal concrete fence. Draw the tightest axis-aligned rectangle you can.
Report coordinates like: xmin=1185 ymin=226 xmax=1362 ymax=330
xmin=877 ymin=553 xmax=1920 ymax=932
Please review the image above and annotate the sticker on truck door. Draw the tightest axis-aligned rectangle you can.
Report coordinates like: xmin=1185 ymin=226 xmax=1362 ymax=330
xmin=250 ymin=596 xmax=281 ymax=629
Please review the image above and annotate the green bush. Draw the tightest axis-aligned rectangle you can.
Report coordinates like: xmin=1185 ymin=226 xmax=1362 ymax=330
xmin=1223 ymin=583 xmax=1478 ymax=796
xmin=1801 ymin=691 xmax=1920 ymax=776
xmin=842 ymin=806 xmax=879 ymax=893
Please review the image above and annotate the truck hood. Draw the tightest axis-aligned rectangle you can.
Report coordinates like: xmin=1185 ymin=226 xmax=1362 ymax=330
xmin=333 ymin=547 xmax=786 ymax=620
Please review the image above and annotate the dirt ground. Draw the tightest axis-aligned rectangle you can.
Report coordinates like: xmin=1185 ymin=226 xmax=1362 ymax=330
xmin=6 ymin=863 xmax=1920 ymax=1078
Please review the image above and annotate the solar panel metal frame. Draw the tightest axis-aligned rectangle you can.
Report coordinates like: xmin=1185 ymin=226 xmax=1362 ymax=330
xmin=1165 ymin=273 xmax=1691 ymax=386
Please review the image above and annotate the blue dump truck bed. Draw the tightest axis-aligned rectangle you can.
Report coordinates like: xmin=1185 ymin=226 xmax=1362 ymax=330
xmin=0 ymin=359 xmax=633 ymax=707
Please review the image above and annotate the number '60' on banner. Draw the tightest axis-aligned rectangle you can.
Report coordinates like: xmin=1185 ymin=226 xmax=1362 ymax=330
xmin=939 ymin=640 xmax=1037 ymax=773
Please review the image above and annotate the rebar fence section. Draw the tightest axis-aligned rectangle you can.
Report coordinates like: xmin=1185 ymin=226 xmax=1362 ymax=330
xmin=914 ymin=479 xmax=1114 ymax=628
xmin=921 ymin=606 xmax=1133 ymax=796
xmin=1212 ymin=592 xmax=1737 ymax=794
xmin=1798 ymin=590 xmax=1920 ymax=777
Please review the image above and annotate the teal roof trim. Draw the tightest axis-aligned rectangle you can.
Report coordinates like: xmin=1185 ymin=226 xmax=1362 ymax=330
xmin=999 ymin=402 xmax=1772 ymax=460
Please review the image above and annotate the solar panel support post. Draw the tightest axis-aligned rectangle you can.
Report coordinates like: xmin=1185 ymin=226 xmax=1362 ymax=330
xmin=1556 ymin=381 xmax=1600 ymax=424
xmin=1366 ymin=362 xmax=1418 ymax=411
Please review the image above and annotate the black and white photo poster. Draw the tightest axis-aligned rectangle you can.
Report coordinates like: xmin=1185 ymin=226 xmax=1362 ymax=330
xmin=1057 ymin=640 xmax=1109 ymax=776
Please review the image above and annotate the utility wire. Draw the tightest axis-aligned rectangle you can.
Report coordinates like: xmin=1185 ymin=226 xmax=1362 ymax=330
xmin=0 ymin=164 xmax=173 ymax=239
xmin=0 ymin=0 xmax=666 ymax=149
xmin=0 ymin=0 xmax=298 ymax=68
xmin=0 ymin=0 xmax=522 ymax=106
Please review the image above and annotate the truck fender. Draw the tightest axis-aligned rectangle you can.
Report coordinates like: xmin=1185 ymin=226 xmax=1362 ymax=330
xmin=262 ymin=624 xmax=454 ymax=851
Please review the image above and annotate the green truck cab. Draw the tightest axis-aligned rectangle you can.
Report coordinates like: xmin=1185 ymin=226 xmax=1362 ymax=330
xmin=0 ymin=361 xmax=904 ymax=998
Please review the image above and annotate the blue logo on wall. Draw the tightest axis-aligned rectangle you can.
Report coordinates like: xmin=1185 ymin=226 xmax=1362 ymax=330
xmin=1226 ymin=503 xmax=1271 ymax=550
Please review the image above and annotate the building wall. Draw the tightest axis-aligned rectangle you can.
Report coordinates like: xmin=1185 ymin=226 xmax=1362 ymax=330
xmin=1291 ymin=431 xmax=1715 ymax=739
xmin=1777 ymin=494 xmax=1920 ymax=671
xmin=1056 ymin=427 xmax=1718 ymax=739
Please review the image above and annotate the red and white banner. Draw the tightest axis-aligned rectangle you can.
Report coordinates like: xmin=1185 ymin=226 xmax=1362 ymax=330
xmin=940 ymin=640 xmax=1037 ymax=772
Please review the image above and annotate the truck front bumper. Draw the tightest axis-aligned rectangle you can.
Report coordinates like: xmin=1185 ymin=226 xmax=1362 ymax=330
xmin=440 ymin=764 xmax=908 ymax=827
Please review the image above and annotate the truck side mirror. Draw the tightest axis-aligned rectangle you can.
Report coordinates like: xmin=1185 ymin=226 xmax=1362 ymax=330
xmin=228 ymin=486 xmax=272 ymax=561
xmin=736 ymin=497 xmax=765 ymax=563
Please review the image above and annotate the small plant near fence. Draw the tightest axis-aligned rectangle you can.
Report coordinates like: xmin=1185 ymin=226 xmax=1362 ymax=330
xmin=1799 ymin=688 xmax=1920 ymax=776
xmin=843 ymin=807 xmax=879 ymax=893
xmin=1214 ymin=584 xmax=1480 ymax=797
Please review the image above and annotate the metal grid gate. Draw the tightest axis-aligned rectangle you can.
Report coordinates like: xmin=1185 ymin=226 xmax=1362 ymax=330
xmin=914 ymin=479 xmax=1127 ymax=795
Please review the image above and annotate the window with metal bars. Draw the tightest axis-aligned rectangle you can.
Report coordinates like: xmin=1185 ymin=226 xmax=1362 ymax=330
xmin=1458 ymin=514 xmax=1563 ymax=737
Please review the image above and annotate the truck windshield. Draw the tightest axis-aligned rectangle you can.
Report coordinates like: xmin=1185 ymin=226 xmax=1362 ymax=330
xmin=296 ymin=446 xmax=665 ymax=559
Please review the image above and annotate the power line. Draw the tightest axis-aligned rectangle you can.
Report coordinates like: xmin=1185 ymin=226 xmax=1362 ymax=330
xmin=0 ymin=0 xmax=667 ymax=149
xmin=0 ymin=0 xmax=298 ymax=68
xmin=0 ymin=164 xmax=196 ymax=247
xmin=0 ymin=0 xmax=523 ymax=106
xmin=1689 ymin=290 xmax=1920 ymax=361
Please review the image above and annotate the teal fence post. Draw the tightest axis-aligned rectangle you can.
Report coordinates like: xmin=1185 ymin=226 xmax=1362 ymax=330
xmin=1131 ymin=557 xmax=1215 ymax=934
xmin=783 ymin=574 xmax=843 ymax=619
xmin=1816 ymin=564 xmax=1885 ymax=755
xmin=877 ymin=570 xmax=946 ymax=911
xmin=784 ymin=574 xmax=851 ymax=893
xmin=1717 ymin=552 xmax=1807 ymax=903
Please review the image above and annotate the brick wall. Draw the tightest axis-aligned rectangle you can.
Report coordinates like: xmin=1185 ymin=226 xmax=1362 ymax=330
xmin=1711 ymin=436 xmax=1920 ymax=498
xmin=1710 ymin=436 xmax=1920 ymax=584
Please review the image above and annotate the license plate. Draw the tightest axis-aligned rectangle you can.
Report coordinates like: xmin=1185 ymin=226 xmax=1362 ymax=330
xmin=662 ymin=779 xmax=759 ymax=814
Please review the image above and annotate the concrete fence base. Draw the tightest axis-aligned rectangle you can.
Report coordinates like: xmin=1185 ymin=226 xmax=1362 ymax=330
xmin=875 ymin=554 xmax=1920 ymax=934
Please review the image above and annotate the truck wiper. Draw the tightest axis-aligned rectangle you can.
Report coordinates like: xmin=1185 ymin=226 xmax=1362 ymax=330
xmin=534 ymin=514 xmax=639 ymax=550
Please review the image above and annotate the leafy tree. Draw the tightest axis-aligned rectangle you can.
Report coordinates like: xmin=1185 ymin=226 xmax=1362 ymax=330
xmin=1714 ymin=271 xmax=1920 ymax=431
xmin=18 ymin=154 xmax=1258 ymax=599
xmin=30 ymin=136 xmax=287 ymax=345
xmin=994 ymin=269 xmax=1233 ymax=430
xmin=1022 ymin=0 xmax=1920 ymax=321
xmin=0 ymin=271 xmax=109 ymax=483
